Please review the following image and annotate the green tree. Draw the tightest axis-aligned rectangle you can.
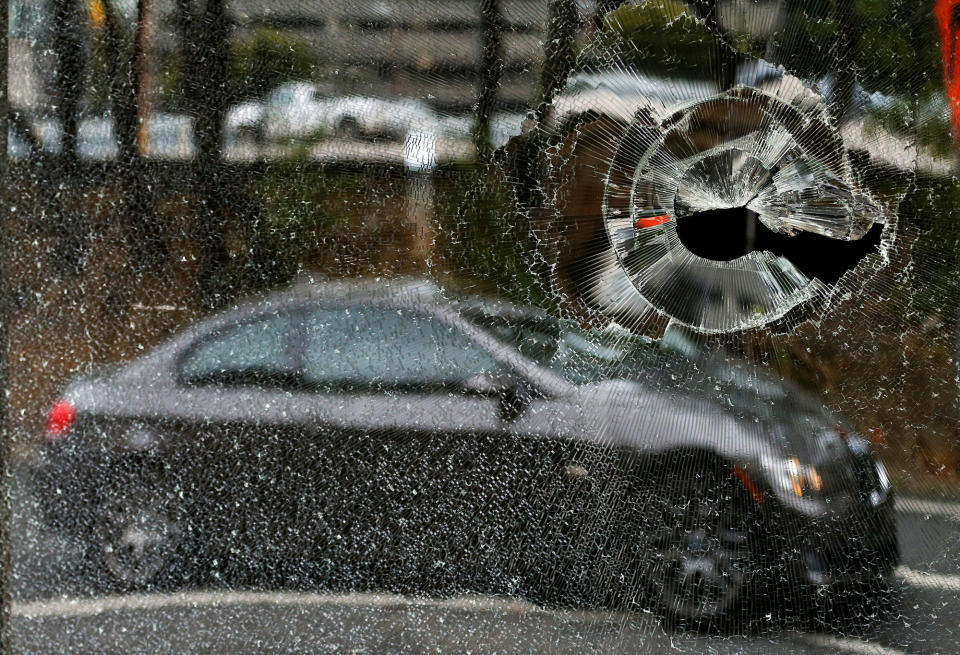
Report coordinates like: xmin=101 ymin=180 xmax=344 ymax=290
xmin=769 ymin=0 xmax=942 ymax=101
xmin=227 ymin=28 xmax=319 ymax=102
xmin=590 ymin=0 xmax=731 ymax=79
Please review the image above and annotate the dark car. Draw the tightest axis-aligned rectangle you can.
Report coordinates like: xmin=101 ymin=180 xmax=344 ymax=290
xmin=32 ymin=277 xmax=897 ymax=627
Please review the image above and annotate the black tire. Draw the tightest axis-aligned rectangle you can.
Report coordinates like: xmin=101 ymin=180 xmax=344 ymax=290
xmin=335 ymin=116 xmax=361 ymax=140
xmin=628 ymin=454 xmax=762 ymax=631
xmin=89 ymin=479 xmax=197 ymax=591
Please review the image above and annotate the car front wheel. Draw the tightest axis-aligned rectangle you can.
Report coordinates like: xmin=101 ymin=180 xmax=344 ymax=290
xmin=631 ymin=458 xmax=762 ymax=629
xmin=335 ymin=116 xmax=361 ymax=140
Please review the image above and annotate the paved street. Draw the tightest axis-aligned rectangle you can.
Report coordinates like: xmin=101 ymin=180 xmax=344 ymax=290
xmin=9 ymin=465 xmax=960 ymax=654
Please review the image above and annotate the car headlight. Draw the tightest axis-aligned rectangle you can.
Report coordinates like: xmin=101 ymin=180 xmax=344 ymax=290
xmin=762 ymin=456 xmax=824 ymax=500
xmin=847 ymin=434 xmax=892 ymax=503
xmin=869 ymin=457 xmax=892 ymax=506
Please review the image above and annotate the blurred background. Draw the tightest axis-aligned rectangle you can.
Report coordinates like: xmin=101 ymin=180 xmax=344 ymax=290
xmin=4 ymin=0 xmax=957 ymax=490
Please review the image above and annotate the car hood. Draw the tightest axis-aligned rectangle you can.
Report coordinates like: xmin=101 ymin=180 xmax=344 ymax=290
xmin=570 ymin=378 xmax=775 ymax=461
xmin=573 ymin=361 xmax=856 ymax=467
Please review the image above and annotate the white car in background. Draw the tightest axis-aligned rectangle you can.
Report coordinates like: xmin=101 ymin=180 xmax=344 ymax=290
xmin=78 ymin=117 xmax=120 ymax=161
xmin=326 ymin=95 xmax=437 ymax=140
xmin=262 ymin=81 xmax=328 ymax=142
xmin=550 ymin=70 xmax=718 ymax=128
xmin=263 ymin=81 xmax=437 ymax=142
xmin=435 ymin=111 xmax=529 ymax=149
xmin=223 ymin=101 xmax=265 ymax=159
xmin=225 ymin=101 xmax=264 ymax=139
xmin=490 ymin=112 xmax=528 ymax=149
xmin=145 ymin=113 xmax=196 ymax=160
xmin=29 ymin=113 xmax=196 ymax=161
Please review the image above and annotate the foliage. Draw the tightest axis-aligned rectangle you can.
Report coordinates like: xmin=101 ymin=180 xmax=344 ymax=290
xmin=865 ymin=97 xmax=954 ymax=159
xmin=588 ymin=0 xmax=730 ymax=78
xmin=851 ymin=0 xmax=943 ymax=99
xmin=904 ymin=173 xmax=960 ymax=322
xmin=244 ymin=162 xmax=354 ymax=289
xmin=769 ymin=0 xmax=943 ymax=101
xmin=227 ymin=28 xmax=319 ymax=102
xmin=435 ymin=164 xmax=556 ymax=311
xmin=590 ymin=0 xmax=943 ymax=109
xmin=158 ymin=27 xmax=319 ymax=107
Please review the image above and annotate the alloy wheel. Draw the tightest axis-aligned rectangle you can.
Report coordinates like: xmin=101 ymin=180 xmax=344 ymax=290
xmin=95 ymin=488 xmax=183 ymax=589
xmin=637 ymin=471 xmax=755 ymax=626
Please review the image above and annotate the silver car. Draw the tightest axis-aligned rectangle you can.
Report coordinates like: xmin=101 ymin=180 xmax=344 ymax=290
xmin=32 ymin=277 xmax=897 ymax=628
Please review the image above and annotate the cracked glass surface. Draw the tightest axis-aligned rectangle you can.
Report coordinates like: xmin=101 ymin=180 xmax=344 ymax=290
xmin=534 ymin=36 xmax=917 ymax=333
xmin=598 ymin=83 xmax=903 ymax=331
xmin=5 ymin=0 xmax=960 ymax=653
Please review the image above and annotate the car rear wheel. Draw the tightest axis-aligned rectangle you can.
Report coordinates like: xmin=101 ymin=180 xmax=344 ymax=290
xmin=92 ymin=481 xmax=192 ymax=590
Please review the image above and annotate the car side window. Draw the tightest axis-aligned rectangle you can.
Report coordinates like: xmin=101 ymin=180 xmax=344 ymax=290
xmin=302 ymin=305 xmax=498 ymax=391
xmin=178 ymin=313 xmax=298 ymax=388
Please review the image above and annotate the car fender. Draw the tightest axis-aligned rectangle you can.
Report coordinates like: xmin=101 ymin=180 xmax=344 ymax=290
xmin=572 ymin=381 xmax=779 ymax=463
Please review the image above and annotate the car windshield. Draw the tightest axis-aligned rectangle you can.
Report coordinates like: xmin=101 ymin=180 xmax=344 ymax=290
xmin=468 ymin=312 xmax=633 ymax=382
xmin=472 ymin=311 xmax=832 ymax=422
xmin=469 ymin=311 xmax=714 ymax=387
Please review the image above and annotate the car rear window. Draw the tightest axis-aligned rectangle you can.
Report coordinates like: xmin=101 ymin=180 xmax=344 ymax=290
xmin=179 ymin=312 xmax=299 ymax=387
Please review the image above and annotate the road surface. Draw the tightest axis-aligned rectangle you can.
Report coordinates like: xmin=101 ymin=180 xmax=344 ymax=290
xmin=9 ymin=466 xmax=960 ymax=654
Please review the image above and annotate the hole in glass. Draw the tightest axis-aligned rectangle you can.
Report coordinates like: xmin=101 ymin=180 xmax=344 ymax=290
xmin=675 ymin=206 xmax=757 ymax=262
xmin=676 ymin=206 xmax=885 ymax=285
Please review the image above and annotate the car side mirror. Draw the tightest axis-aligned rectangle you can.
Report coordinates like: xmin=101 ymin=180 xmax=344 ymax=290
xmin=461 ymin=371 xmax=505 ymax=395
xmin=499 ymin=382 xmax=534 ymax=422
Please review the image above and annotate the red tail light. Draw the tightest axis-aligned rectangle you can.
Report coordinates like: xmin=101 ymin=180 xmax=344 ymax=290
xmin=45 ymin=399 xmax=76 ymax=440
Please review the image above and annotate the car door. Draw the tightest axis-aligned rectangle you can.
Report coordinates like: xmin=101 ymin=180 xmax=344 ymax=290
xmin=172 ymin=309 xmax=313 ymax=563
xmin=298 ymin=302 xmax=532 ymax=587
xmin=455 ymin=312 xmax=641 ymax=598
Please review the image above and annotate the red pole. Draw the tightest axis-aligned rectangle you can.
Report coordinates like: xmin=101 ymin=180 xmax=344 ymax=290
xmin=935 ymin=0 xmax=960 ymax=141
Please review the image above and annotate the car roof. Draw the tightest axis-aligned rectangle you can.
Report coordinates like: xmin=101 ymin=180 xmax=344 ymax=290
xmin=225 ymin=275 xmax=546 ymax=324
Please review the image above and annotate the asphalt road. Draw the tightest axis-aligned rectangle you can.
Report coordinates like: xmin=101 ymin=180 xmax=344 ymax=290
xmin=8 ymin=465 xmax=960 ymax=655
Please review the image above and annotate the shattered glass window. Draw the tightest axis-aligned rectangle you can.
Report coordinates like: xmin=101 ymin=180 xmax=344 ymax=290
xmin=6 ymin=0 xmax=960 ymax=653
xmin=302 ymin=305 xmax=498 ymax=388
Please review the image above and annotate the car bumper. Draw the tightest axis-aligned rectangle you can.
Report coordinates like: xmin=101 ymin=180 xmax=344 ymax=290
xmin=30 ymin=438 xmax=115 ymax=538
xmin=786 ymin=493 xmax=899 ymax=588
